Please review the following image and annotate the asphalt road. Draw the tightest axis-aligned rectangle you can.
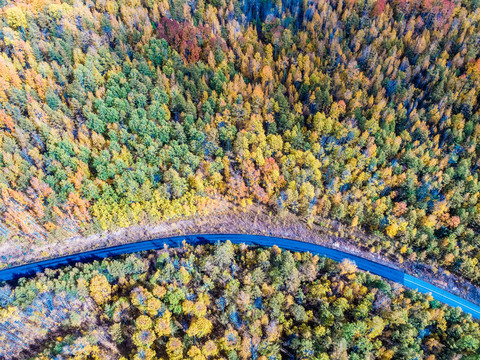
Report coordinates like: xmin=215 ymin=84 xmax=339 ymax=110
xmin=1 ymin=234 xmax=479 ymax=319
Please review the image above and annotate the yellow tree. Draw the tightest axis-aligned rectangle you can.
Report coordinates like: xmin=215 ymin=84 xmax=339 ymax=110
xmin=338 ymin=259 xmax=357 ymax=280
xmin=5 ymin=7 xmax=28 ymax=29
xmin=385 ymin=221 xmax=399 ymax=238
xmin=133 ymin=329 xmax=156 ymax=347
xmin=146 ymin=297 xmax=162 ymax=317
xmin=186 ymin=317 xmax=213 ymax=339
xmin=166 ymin=337 xmax=183 ymax=360
xmin=89 ymin=275 xmax=111 ymax=305
xmin=136 ymin=315 xmax=153 ymax=331
xmin=155 ymin=310 xmax=172 ymax=338
xmin=202 ymin=340 xmax=218 ymax=357
xmin=261 ymin=65 xmax=274 ymax=93
xmin=187 ymin=346 xmax=206 ymax=360
xmin=221 ymin=328 xmax=240 ymax=352
xmin=133 ymin=347 xmax=156 ymax=360
xmin=193 ymin=301 xmax=207 ymax=317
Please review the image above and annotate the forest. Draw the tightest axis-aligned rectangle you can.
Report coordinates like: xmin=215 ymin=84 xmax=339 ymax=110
xmin=1 ymin=241 xmax=479 ymax=359
xmin=1 ymin=0 xmax=480 ymax=286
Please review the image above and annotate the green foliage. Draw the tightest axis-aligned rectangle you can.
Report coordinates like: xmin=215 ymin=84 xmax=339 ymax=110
xmin=1 ymin=243 xmax=479 ymax=359
xmin=1 ymin=0 xmax=480 ymax=289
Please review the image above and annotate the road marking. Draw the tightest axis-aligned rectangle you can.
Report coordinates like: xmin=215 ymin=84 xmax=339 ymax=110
xmin=404 ymin=277 xmax=480 ymax=316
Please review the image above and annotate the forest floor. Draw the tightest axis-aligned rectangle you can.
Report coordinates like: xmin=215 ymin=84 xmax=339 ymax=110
xmin=1 ymin=201 xmax=480 ymax=308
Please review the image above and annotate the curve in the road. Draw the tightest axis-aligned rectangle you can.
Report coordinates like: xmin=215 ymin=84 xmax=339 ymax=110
xmin=1 ymin=234 xmax=479 ymax=319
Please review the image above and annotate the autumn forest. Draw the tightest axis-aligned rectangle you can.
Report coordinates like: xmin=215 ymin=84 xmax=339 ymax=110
xmin=0 ymin=0 xmax=480 ymax=357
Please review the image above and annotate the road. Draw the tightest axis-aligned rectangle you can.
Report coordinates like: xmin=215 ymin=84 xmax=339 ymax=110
xmin=0 ymin=234 xmax=479 ymax=319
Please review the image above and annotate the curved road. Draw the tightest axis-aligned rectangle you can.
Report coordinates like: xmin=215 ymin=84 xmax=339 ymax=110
xmin=1 ymin=234 xmax=479 ymax=319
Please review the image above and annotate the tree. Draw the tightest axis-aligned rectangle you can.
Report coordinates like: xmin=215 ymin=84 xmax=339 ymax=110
xmin=89 ymin=275 xmax=111 ymax=305
xmin=136 ymin=315 xmax=153 ymax=330
xmin=133 ymin=329 xmax=156 ymax=347
xmin=202 ymin=340 xmax=218 ymax=357
xmin=5 ymin=7 xmax=28 ymax=29
xmin=166 ymin=337 xmax=184 ymax=360
xmin=155 ymin=311 xmax=172 ymax=337
xmin=186 ymin=317 xmax=213 ymax=339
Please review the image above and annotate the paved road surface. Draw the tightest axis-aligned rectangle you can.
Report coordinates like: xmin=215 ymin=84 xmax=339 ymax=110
xmin=0 ymin=234 xmax=479 ymax=319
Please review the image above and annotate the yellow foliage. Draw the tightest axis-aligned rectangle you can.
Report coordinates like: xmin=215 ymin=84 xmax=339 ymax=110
xmin=5 ymin=7 xmax=28 ymax=29
xmin=146 ymin=297 xmax=162 ymax=316
xmin=136 ymin=315 xmax=153 ymax=330
xmin=89 ymin=275 xmax=111 ymax=305
xmin=187 ymin=345 xmax=206 ymax=360
xmin=380 ymin=348 xmax=395 ymax=360
xmin=153 ymin=285 xmax=167 ymax=299
xmin=423 ymin=215 xmax=437 ymax=229
xmin=186 ymin=317 xmax=213 ymax=338
xmin=202 ymin=340 xmax=218 ymax=357
xmin=166 ymin=337 xmax=183 ymax=360
xmin=338 ymin=259 xmax=357 ymax=280
xmin=367 ymin=316 xmax=385 ymax=339
xmin=444 ymin=253 xmax=455 ymax=266
xmin=133 ymin=348 xmax=156 ymax=360
xmin=193 ymin=301 xmax=207 ymax=317
xmin=385 ymin=222 xmax=398 ymax=238
xmin=179 ymin=266 xmax=191 ymax=285
xmin=155 ymin=317 xmax=172 ymax=337
xmin=351 ymin=216 xmax=358 ymax=228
